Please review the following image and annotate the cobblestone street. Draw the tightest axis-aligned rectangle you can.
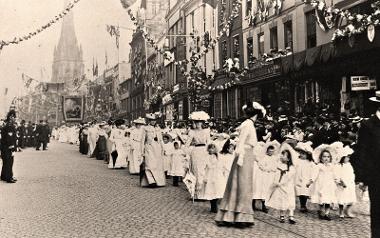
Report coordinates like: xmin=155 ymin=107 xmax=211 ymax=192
xmin=0 ymin=141 xmax=371 ymax=238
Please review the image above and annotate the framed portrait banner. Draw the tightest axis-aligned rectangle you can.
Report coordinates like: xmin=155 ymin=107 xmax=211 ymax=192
xmin=62 ymin=95 xmax=84 ymax=122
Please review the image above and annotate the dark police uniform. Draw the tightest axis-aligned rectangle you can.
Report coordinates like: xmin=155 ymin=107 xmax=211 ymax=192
xmin=1 ymin=121 xmax=17 ymax=182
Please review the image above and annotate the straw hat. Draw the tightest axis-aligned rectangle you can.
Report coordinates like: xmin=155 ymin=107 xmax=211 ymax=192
xmin=146 ymin=113 xmax=157 ymax=120
xmin=133 ymin=117 xmax=146 ymax=125
xmin=188 ymin=111 xmax=210 ymax=121
xmin=262 ymin=140 xmax=281 ymax=154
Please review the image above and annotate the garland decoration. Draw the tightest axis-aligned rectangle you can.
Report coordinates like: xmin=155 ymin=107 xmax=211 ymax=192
xmin=246 ymin=0 xmax=283 ymax=27
xmin=305 ymin=0 xmax=380 ymax=41
xmin=0 ymin=0 xmax=81 ymax=51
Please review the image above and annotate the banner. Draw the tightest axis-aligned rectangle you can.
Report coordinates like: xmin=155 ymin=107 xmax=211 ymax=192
xmin=62 ymin=95 xmax=84 ymax=122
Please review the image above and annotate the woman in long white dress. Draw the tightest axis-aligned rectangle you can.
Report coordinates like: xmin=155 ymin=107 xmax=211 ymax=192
xmin=215 ymin=101 xmax=266 ymax=227
xmin=186 ymin=111 xmax=211 ymax=200
xmin=108 ymin=120 xmax=128 ymax=169
xmin=140 ymin=113 xmax=166 ymax=187
xmin=128 ymin=118 xmax=145 ymax=175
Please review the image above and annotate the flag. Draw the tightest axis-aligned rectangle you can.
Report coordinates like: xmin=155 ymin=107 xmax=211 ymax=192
xmin=125 ymin=0 xmax=143 ymax=17
xmin=105 ymin=51 xmax=108 ymax=66
xmin=4 ymin=87 xmax=8 ymax=95
xmin=120 ymin=0 xmax=139 ymax=8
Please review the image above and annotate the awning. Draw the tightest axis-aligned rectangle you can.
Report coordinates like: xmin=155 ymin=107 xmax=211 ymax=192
xmin=305 ymin=46 xmax=321 ymax=66
xmin=281 ymin=54 xmax=294 ymax=75
xmin=320 ymin=43 xmax=336 ymax=63
xmin=293 ymin=51 xmax=306 ymax=71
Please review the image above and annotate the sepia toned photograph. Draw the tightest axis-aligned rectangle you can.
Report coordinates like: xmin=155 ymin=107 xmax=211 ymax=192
xmin=0 ymin=0 xmax=379 ymax=237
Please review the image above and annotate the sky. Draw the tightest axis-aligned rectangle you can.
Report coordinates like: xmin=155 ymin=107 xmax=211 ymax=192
xmin=0 ymin=0 xmax=134 ymax=117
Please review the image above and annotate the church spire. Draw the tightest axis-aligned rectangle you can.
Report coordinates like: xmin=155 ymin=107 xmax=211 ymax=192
xmin=51 ymin=0 xmax=84 ymax=86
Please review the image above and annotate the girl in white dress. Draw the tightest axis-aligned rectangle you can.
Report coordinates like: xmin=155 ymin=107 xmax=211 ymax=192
xmin=129 ymin=118 xmax=145 ymax=175
xmin=168 ymin=141 xmax=188 ymax=186
xmin=309 ymin=146 xmax=338 ymax=221
xmin=267 ymin=143 xmax=297 ymax=224
xmin=203 ymin=143 xmax=225 ymax=213
xmin=219 ymin=139 xmax=235 ymax=194
xmin=162 ymin=134 xmax=174 ymax=174
xmin=294 ymin=141 xmax=315 ymax=213
xmin=335 ymin=146 xmax=356 ymax=218
xmin=252 ymin=141 xmax=280 ymax=213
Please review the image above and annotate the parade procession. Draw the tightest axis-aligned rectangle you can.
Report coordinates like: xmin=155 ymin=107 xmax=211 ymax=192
xmin=1 ymin=0 xmax=380 ymax=237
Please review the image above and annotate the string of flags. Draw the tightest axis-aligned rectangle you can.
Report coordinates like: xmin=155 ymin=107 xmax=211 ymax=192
xmin=123 ymin=0 xmax=242 ymax=68
xmin=305 ymin=0 xmax=380 ymax=42
xmin=0 ymin=0 xmax=81 ymax=51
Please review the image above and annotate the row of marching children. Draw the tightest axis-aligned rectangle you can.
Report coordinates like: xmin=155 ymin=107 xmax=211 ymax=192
xmin=55 ymin=102 xmax=364 ymax=228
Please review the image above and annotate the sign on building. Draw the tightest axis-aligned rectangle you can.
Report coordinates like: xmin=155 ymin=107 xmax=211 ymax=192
xmin=351 ymin=76 xmax=377 ymax=91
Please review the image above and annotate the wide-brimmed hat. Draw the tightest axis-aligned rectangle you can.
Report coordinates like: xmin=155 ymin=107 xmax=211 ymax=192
xmin=280 ymin=142 xmax=300 ymax=166
xmin=262 ymin=140 xmax=281 ymax=154
xmin=295 ymin=141 xmax=313 ymax=154
xmin=146 ymin=113 xmax=157 ymax=120
xmin=369 ymin=90 xmax=380 ymax=103
xmin=312 ymin=144 xmax=339 ymax=163
xmin=133 ymin=117 xmax=146 ymax=125
xmin=188 ymin=111 xmax=210 ymax=121
xmin=278 ymin=115 xmax=288 ymax=122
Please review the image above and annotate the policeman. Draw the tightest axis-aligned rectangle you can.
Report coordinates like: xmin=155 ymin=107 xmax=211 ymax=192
xmin=1 ymin=110 xmax=18 ymax=183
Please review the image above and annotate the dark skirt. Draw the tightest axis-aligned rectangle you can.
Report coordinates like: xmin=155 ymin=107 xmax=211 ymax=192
xmin=79 ymin=135 xmax=89 ymax=155
xmin=95 ymin=136 xmax=109 ymax=161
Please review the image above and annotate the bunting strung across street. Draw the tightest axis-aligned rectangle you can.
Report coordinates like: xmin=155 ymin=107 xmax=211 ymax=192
xmin=0 ymin=0 xmax=81 ymax=51
xmin=22 ymin=73 xmax=35 ymax=89
xmin=123 ymin=0 xmax=242 ymax=67
xmin=305 ymin=0 xmax=380 ymax=41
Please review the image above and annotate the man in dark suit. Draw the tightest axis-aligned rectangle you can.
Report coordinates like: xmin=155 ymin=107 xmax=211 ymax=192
xmin=354 ymin=92 xmax=380 ymax=238
xmin=18 ymin=120 xmax=26 ymax=149
xmin=35 ymin=120 xmax=51 ymax=151
xmin=1 ymin=110 xmax=18 ymax=183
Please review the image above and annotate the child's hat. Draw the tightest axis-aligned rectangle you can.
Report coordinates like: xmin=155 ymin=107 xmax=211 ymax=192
xmin=295 ymin=141 xmax=313 ymax=154
xmin=280 ymin=142 xmax=300 ymax=166
xmin=312 ymin=144 xmax=339 ymax=163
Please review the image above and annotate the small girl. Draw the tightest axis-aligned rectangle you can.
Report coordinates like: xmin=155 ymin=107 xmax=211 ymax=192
xmin=162 ymin=134 xmax=174 ymax=175
xmin=203 ymin=143 xmax=225 ymax=213
xmin=267 ymin=143 xmax=297 ymax=224
xmin=168 ymin=141 xmax=188 ymax=186
xmin=252 ymin=141 xmax=280 ymax=213
xmin=309 ymin=146 xmax=338 ymax=221
xmin=219 ymin=139 xmax=235 ymax=194
xmin=335 ymin=146 xmax=356 ymax=218
xmin=294 ymin=141 xmax=315 ymax=213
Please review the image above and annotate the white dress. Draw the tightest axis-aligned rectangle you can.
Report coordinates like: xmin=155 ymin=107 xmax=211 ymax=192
xmin=252 ymin=154 xmax=277 ymax=200
xmin=87 ymin=127 xmax=99 ymax=157
xmin=267 ymin=165 xmax=296 ymax=211
xmin=168 ymin=149 xmax=188 ymax=177
xmin=335 ymin=163 xmax=357 ymax=205
xmin=310 ymin=163 xmax=338 ymax=204
xmin=108 ymin=128 xmax=128 ymax=169
xmin=219 ymin=153 xmax=234 ymax=192
xmin=295 ymin=159 xmax=315 ymax=196
xmin=203 ymin=154 xmax=226 ymax=200
xmin=129 ymin=127 xmax=145 ymax=174
xmin=162 ymin=142 xmax=174 ymax=172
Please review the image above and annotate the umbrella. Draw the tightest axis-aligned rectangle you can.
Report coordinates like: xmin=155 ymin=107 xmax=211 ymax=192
xmin=183 ymin=171 xmax=196 ymax=203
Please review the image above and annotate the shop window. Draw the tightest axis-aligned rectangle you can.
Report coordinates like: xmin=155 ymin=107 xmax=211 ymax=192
xmin=305 ymin=11 xmax=316 ymax=48
xmin=258 ymin=33 xmax=265 ymax=57
xmin=233 ymin=35 xmax=240 ymax=58
xmin=270 ymin=27 xmax=278 ymax=51
xmin=247 ymin=37 xmax=254 ymax=68
xmin=284 ymin=21 xmax=293 ymax=50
